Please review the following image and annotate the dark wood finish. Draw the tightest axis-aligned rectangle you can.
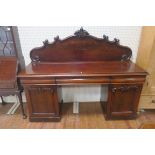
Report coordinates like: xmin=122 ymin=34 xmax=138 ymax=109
xmin=25 ymin=85 xmax=60 ymax=122
xmin=30 ymin=28 xmax=132 ymax=63
xmin=19 ymin=61 xmax=147 ymax=78
xmin=0 ymin=56 xmax=26 ymax=118
xmin=106 ymin=84 xmax=143 ymax=119
xmin=18 ymin=28 xmax=147 ymax=122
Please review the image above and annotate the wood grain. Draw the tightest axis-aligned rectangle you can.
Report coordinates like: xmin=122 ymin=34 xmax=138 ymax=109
xmin=0 ymin=102 xmax=155 ymax=129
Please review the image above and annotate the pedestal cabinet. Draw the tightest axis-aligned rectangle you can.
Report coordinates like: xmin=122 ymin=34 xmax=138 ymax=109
xmin=22 ymin=77 xmax=62 ymax=121
xmin=25 ymin=85 xmax=61 ymax=121
xmin=106 ymin=84 xmax=143 ymax=119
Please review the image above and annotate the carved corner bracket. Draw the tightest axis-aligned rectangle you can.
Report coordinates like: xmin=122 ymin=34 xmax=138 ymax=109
xmin=43 ymin=39 xmax=49 ymax=47
xmin=31 ymin=55 xmax=40 ymax=65
xmin=112 ymin=86 xmax=139 ymax=93
xmin=121 ymin=54 xmax=132 ymax=61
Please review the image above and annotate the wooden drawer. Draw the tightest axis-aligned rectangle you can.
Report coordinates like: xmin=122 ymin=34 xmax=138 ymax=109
xmin=21 ymin=78 xmax=56 ymax=85
xmin=139 ymin=95 xmax=155 ymax=109
xmin=56 ymin=77 xmax=110 ymax=85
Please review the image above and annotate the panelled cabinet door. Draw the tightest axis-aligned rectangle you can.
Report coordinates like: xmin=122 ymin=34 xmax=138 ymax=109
xmin=107 ymin=84 xmax=143 ymax=119
xmin=25 ymin=85 xmax=60 ymax=121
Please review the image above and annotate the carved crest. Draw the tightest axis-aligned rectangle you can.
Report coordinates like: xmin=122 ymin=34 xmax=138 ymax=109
xmin=113 ymin=38 xmax=120 ymax=45
xmin=31 ymin=55 xmax=40 ymax=64
xmin=74 ymin=27 xmax=89 ymax=37
xmin=103 ymin=35 xmax=109 ymax=41
xmin=30 ymin=28 xmax=132 ymax=63
xmin=54 ymin=36 xmax=60 ymax=42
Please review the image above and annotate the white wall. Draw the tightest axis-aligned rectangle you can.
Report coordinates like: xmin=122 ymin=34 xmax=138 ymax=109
xmin=17 ymin=26 xmax=142 ymax=103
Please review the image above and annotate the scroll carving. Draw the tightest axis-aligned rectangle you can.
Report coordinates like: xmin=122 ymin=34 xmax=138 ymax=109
xmin=43 ymin=39 xmax=49 ymax=47
xmin=121 ymin=54 xmax=132 ymax=61
xmin=112 ymin=86 xmax=139 ymax=93
xmin=31 ymin=55 xmax=40 ymax=64
xmin=103 ymin=35 xmax=109 ymax=41
xmin=54 ymin=36 xmax=60 ymax=43
xmin=74 ymin=27 xmax=89 ymax=37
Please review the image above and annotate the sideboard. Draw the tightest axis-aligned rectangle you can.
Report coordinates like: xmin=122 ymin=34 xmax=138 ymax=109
xmin=18 ymin=28 xmax=147 ymax=122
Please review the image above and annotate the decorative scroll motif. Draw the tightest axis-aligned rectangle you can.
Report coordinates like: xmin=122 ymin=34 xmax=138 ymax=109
xmin=112 ymin=86 xmax=139 ymax=93
xmin=103 ymin=35 xmax=120 ymax=45
xmin=113 ymin=38 xmax=120 ymax=44
xmin=103 ymin=35 xmax=109 ymax=41
xmin=121 ymin=54 xmax=132 ymax=61
xmin=54 ymin=36 xmax=60 ymax=42
xmin=43 ymin=36 xmax=60 ymax=48
xmin=43 ymin=39 xmax=49 ymax=47
xmin=74 ymin=27 xmax=89 ymax=37
xmin=32 ymin=55 xmax=40 ymax=64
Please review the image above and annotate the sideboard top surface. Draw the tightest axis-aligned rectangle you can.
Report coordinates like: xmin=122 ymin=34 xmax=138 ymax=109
xmin=18 ymin=61 xmax=147 ymax=78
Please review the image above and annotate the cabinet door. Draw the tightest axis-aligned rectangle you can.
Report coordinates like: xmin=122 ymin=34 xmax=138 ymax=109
xmin=107 ymin=84 xmax=142 ymax=119
xmin=25 ymin=85 xmax=60 ymax=121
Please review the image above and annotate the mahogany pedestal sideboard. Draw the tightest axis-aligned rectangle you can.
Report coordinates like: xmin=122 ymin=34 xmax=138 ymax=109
xmin=18 ymin=28 xmax=147 ymax=122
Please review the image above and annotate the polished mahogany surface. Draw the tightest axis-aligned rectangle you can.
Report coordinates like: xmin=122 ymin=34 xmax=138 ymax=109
xmin=19 ymin=61 xmax=146 ymax=78
xmin=18 ymin=28 xmax=147 ymax=121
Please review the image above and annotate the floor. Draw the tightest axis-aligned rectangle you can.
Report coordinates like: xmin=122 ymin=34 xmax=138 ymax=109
xmin=0 ymin=103 xmax=13 ymax=114
xmin=0 ymin=102 xmax=155 ymax=129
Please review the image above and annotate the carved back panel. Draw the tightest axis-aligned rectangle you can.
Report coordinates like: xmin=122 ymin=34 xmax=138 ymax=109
xmin=30 ymin=28 xmax=132 ymax=63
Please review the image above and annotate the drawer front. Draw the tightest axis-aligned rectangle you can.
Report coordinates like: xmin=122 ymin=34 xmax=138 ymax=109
xmin=139 ymin=95 xmax=155 ymax=109
xmin=21 ymin=78 xmax=56 ymax=85
xmin=111 ymin=76 xmax=146 ymax=84
xmin=56 ymin=77 xmax=110 ymax=85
